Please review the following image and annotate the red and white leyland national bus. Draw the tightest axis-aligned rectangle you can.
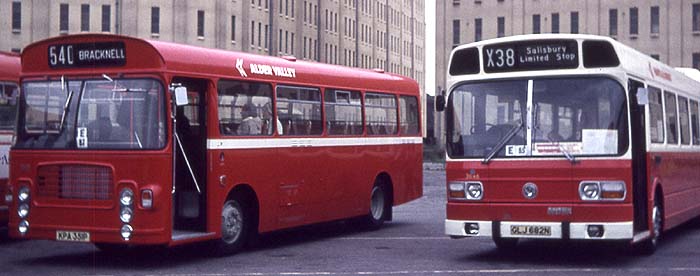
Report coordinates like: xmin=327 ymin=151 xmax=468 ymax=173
xmin=0 ymin=51 xmax=19 ymax=229
xmin=7 ymin=34 xmax=422 ymax=254
xmin=441 ymin=34 xmax=700 ymax=254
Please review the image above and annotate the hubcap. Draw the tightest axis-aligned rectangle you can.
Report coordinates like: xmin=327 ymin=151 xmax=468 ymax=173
xmin=221 ymin=201 xmax=243 ymax=244
xmin=652 ymin=204 xmax=662 ymax=244
xmin=370 ymin=186 xmax=385 ymax=220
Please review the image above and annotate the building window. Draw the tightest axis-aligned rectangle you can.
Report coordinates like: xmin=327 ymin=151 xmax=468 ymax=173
xmin=693 ymin=53 xmax=700 ymax=69
xmin=258 ymin=22 xmax=262 ymax=47
xmin=651 ymin=6 xmax=660 ymax=35
xmin=570 ymin=11 xmax=579 ymax=34
xmin=12 ymin=1 xmax=21 ymax=32
xmin=694 ymin=4 xmax=700 ymax=32
xmin=630 ymin=7 xmax=638 ymax=35
xmin=81 ymin=4 xmax=90 ymax=32
xmin=231 ymin=16 xmax=236 ymax=41
xmin=60 ymin=4 xmax=69 ymax=33
xmin=609 ymin=9 xmax=617 ymax=36
xmin=452 ymin=20 xmax=460 ymax=45
xmin=533 ymin=14 xmax=540 ymax=34
xmin=265 ymin=25 xmax=269 ymax=49
xmin=650 ymin=54 xmax=660 ymax=60
xmin=197 ymin=10 xmax=205 ymax=37
xmin=151 ymin=7 xmax=160 ymax=35
xmin=474 ymin=18 xmax=481 ymax=41
xmin=101 ymin=5 xmax=111 ymax=32
xmin=251 ymin=21 xmax=255 ymax=46
xmin=551 ymin=13 xmax=559 ymax=33
xmin=497 ymin=17 xmax=505 ymax=38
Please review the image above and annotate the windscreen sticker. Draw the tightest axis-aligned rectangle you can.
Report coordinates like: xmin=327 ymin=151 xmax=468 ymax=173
xmin=77 ymin=127 xmax=88 ymax=148
xmin=533 ymin=142 xmax=583 ymax=156
xmin=0 ymin=145 xmax=9 ymax=179
xmin=582 ymin=129 xmax=618 ymax=155
xmin=505 ymin=145 xmax=527 ymax=156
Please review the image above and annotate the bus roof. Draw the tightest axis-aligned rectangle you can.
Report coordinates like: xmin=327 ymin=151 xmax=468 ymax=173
xmin=450 ymin=34 xmax=700 ymax=95
xmin=0 ymin=51 xmax=20 ymax=82
xmin=21 ymin=33 xmax=418 ymax=95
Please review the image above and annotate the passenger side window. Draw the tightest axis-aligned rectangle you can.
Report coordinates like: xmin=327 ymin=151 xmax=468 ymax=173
xmin=217 ymin=80 xmax=273 ymax=136
xmin=678 ymin=96 xmax=690 ymax=145
xmin=325 ymin=89 xmax=363 ymax=135
xmin=399 ymin=95 xmax=419 ymax=135
xmin=648 ymin=86 xmax=664 ymax=143
xmin=0 ymin=83 xmax=18 ymax=131
xmin=276 ymin=85 xmax=322 ymax=136
xmin=691 ymin=100 xmax=699 ymax=145
xmin=664 ymin=91 xmax=678 ymax=144
xmin=365 ymin=92 xmax=398 ymax=135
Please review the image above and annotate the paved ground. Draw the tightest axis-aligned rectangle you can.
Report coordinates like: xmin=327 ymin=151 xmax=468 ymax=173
xmin=2 ymin=170 xmax=700 ymax=275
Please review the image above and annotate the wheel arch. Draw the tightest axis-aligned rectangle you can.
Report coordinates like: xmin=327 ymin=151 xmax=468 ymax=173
xmin=375 ymin=172 xmax=394 ymax=221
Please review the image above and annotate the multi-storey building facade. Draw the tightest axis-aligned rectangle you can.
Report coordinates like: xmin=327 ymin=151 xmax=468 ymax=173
xmin=433 ymin=0 xmax=700 ymax=149
xmin=0 ymin=0 xmax=426 ymax=134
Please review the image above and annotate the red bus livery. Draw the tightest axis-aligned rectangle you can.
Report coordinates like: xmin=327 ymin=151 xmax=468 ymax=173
xmin=0 ymin=51 xmax=19 ymax=228
xmin=8 ymin=34 xmax=422 ymax=253
xmin=441 ymin=34 xmax=700 ymax=254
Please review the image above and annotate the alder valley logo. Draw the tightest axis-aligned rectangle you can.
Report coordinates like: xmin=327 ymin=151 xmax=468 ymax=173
xmin=236 ymin=58 xmax=248 ymax=77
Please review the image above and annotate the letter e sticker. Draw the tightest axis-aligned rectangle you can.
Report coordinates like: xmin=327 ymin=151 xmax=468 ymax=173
xmin=77 ymin=127 xmax=88 ymax=148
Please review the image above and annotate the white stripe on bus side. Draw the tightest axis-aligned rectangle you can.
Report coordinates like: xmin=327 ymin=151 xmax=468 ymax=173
xmin=207 ymin=136 xmax=423 ymax=150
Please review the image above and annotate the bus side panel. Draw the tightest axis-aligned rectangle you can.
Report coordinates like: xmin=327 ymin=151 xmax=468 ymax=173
xmin=390 ymin=143 xmax=423 ymax=206
xmin=647 ymin=151 xmax=700 ymax=230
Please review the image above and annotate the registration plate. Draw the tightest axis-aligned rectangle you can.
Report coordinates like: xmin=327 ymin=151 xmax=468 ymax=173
xmin=56 ymin=230 xmax=90 ymax=242
xmin=510 ymin=225 xmax=552 ymax=236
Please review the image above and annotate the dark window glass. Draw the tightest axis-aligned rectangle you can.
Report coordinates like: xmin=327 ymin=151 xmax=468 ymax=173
xmin=0 ymin=83 xmax=18 ymax=131
xmin=691 ymin=100 xmax=699 ymax=145
xmin=533 ymin=14 xmax=540 ymax=34
xmin=651 ymin=6 xmax=660 ymax=34
xmin=324 ymin=89 xmax=363 ymax=135
xmin=648 ymin=86 xmax=664 ymax=143
xmin=400 ymin=96 xmax=420 ymax=135
xmin=231 ymin=16 xmax=236 ymax=41
xmin=679 ymin=96 xmax=690 ymax=145
xmin=197 ymin=10 xmax=205 ymax=37
xmin=217 ymin=80 xmax=274 ymax=136
xmin=609 ymin=9 xmax=617 ymax=36
xmin=452 ymin=20 xmax=460 ymax=45
xmin=551 ymin=13 xmax=559 ymax=33
xmin=60 ymin=4 xmax=69 ymax=32
xmin=497 ymin=17 xmax=505 ymax=37
xmin=101 ymin=5 xmax=111 ymax=32
xmin=365 ymin=93 xmax=398 ymax=135
xmin=694 ymin=53 xmax=700 ymax=69
xmin=570 ymin=11 xmax=579 ymax=34
xmin=630 ymin=7 xmax=638 ymax=35
xmin=151 ymin=7 xmax=160 ymax=34
xmin=474 ymin=18 xmax=482 ymax=41
xmin=664 ymin=91 xmax=678 ymax=144
xmin=81 ymin=4 xmax=90 ymax=32
xmin=12 ymin=1 xmax=21 ymax=31
xmin=694 ymin=4 xmax=700 ymax=32
xmin=276 ymin=86 xmax=322 ymax=136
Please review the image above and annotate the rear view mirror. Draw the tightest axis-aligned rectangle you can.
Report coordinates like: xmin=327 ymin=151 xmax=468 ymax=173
xmin=174 ymin=87 xmax=188 ymax=106
xmin=436 ymin=88 xmax=446 ymax=112
xmin=636 ymin=87 xmax=648 ymax=106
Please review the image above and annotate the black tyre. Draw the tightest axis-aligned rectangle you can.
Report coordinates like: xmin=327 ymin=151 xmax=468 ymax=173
xmin=365 ymin=184 xmax=388 ymax=230
xmin=493 ymin=236 xmax=519 ymax=250
xmin=636 ymin=195 xmax=662 ymax=255
xmin=215 ymin=198 xmax=250 ymax=255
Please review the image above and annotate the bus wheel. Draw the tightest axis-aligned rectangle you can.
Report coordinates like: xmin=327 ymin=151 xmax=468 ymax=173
xmin=637 ymin=195 xmax=663 ymax=255
xmin=216 ymin=198 xmax=249 ymax=255
xmin=493 ymin=236 xmax=518 ymax=251
xmin=365 ymin=184 xmax=388 ymax=230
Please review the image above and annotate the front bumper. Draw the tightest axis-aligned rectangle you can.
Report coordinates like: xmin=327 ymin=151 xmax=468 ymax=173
xmin=446 ymin=219 xmax=633 ymax=240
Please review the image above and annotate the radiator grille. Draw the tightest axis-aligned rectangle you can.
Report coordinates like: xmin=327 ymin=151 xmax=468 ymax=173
xmin=37 ymin=165 xmax=113 ymax=200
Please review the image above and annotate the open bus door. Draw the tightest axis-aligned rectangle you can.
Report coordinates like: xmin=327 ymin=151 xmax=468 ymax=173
xmin=171 ymin=77 xmax=209 ymax=240
xmin=629 ymin=79 xmax=649 ymax=234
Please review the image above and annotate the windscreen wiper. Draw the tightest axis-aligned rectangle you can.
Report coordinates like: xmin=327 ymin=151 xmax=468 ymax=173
xmin=546 ymin=134 xmax=577 ymax=164
xmin=57 ymin=76 xmax=73 ymax=133
xmin=482 ymin=121 xmax=523 ymax=164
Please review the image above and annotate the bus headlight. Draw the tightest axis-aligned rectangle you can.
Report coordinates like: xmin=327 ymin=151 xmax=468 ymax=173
xmin=449 ymin=181 xmax=484 ymax=200
xmin=579 ymin=181 xmax=625 ymax=201
xmin=17 ymin=203 xmax=30 ymax=218
xmin=119 ymin=188 xmax=134 ymax=206
xmin=18 ymin=186 xmax=30 ymax=202
xmin=18 ymin=220 xmax=29 ymax=235
xmin=120 ymin=206 xmax=133 ymax=223
xmin=120 ymin=224 xmax=133 ymax=241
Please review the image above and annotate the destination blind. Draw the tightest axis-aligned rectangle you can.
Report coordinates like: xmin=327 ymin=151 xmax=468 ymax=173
xmin=483 ymin=40 xmax=578 ymax=73
xmin=48 ymin=41 xmax=126 ymax=68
